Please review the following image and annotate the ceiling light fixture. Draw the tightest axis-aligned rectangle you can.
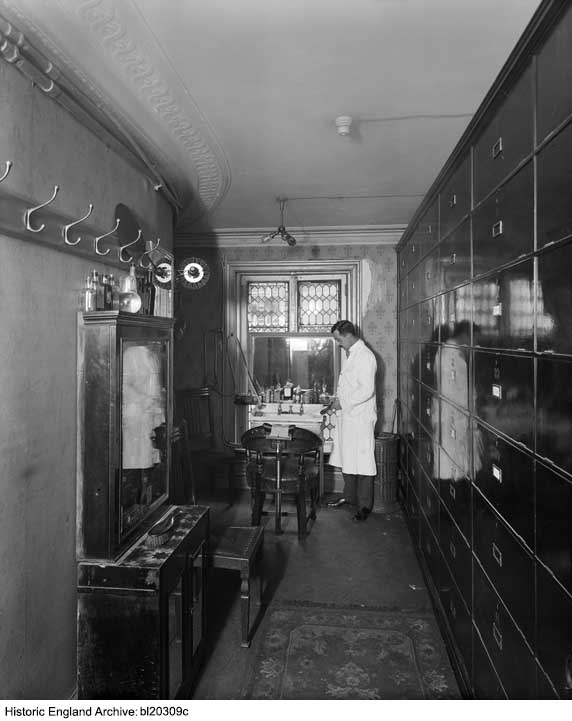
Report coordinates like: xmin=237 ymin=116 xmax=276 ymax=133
xmin=335 ymin=115 xmax=352 ymax=136
xmin=261 ymin=197 xmax=297 ymax=246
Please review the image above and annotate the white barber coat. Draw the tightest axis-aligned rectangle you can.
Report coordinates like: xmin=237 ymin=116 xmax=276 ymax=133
xmin=329 ymin=339 xmax=377 ymax=476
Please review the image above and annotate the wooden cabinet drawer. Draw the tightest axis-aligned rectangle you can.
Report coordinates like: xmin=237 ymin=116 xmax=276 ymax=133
xmin=440 ymin=504 xmax=471 ymax=607
xmin=419 ymin=385 xmax=436 ymax=435
xmin=537 ymin=239 xmax=572 ymax=354
xmin=474 ymin=423 xmax=534 ymax=550
xmin=536 ymin=462 xmax=572 ymax=597
xmin=419 ymin=298 xmax=435 ymax=344
xmin=439 ymin=219 xmax=471 ymax=291
xmin=398 ymin=247 xmax=408 ymax=279
xmin=440 ymin=285 xmax=472 ymax=332
xmin=419 ymin=469 xmax=439 ymax=538
xmin=399 ymin=273 xmax=407 ymax=307
xmin=438 ymin=470 xmax=471 ymax=543
xmin=420 ymin=342 xmax=438 ymax=390
xmin=472 ymin=630 xmax=507 ymax=699
xmin=407 ymin=264 xmax=420 ymax=306
xmin=472 ymin=260 xmax=534 ymax=351
xmin=473 ymin=492 xmax=534 ymax=643
xmin=439 ymin=156 xmax=471 ymax=239
xmin=537 ymin=563 xmax=572 ymax=699
xmin=473 ymin=562 xmax=537 ymax=698
xmin=474 ymin=350 xmax=534 ymax=448
xmin=417 ymin=426 xmax=435 ymax=481
xmin=473 ymin=162 xmax=534 ymax=277
xmin=408 ymin=449 xmax=420 ymax=497
xmin=473 ymin=64 xmax=533 ymax=202
xmin=406 ymin=481 xmax=420 ymax=544
xmin=417 ymin=202 xmax=439 ymax=260
xmin=418 ymin=244 xmax=440 ymax=300
xmin=537 ymin=2 xmax=572 ymax=141
xmin=439 ymin=562 xmax=472 ymax=680
xmin=537 ymin=355 xmax=572 ymax=477
xmin=538 ymin=122 xmax=572 ymax=250
xmin=420 ymin=513 xmax=441 ymax=588
xmin=406 ymin=305 xmax=419 ymax=341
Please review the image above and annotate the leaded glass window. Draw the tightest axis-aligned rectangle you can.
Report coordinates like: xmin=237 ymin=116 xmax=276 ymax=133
xmin=298 ymin=280 xmax=341 ymax=332
xmin=247 ymin=281 xmax=289 ymax=332
xmin=247 ymin=278 xmax=341 ymax=334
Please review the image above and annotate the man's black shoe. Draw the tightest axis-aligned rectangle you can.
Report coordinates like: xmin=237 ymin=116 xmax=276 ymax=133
xmin=327 ymin=497 xmax=348 ymax=508
xmin=353 ymin=508 xmax=371 ymax=522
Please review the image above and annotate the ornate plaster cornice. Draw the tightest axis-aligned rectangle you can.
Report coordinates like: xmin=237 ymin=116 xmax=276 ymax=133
xmin=0 ymin=0 xmax=230 ymax=217
xmin=176 ymin=224 xmax=406 ymax=249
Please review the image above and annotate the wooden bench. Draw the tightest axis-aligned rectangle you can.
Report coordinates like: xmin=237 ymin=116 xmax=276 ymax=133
xmin=210 ymin=525 xmax=264 ymax=648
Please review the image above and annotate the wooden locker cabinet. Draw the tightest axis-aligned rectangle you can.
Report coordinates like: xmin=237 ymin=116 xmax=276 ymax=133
xmin=396 ymin=0 xmax=572 ymax=698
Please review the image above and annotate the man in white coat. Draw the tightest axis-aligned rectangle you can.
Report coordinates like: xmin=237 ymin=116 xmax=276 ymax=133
xmin=327 ymin=320 xmax=377 ymax=521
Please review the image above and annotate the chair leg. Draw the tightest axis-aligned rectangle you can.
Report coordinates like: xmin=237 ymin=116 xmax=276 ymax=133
xmin=252 ymin=489 xmax=265 ymax=526
xmin=309 ymin=481 xmax=318 ymax=521
xmin=296 ymin=490 xmax=307 ymax=540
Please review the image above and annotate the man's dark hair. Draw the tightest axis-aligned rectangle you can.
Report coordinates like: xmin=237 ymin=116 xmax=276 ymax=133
xmin=452 ymin=320 xmax=481 ymax=339
xmin=331 ymin=320 xmax=357 ymax=336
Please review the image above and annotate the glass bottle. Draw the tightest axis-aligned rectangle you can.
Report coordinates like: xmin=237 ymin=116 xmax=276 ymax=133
xmin=102 ymin=274 xmax=112 ymax=310
xmin=283 ymin=378 xmax=293 ymax=401
xmin=108 ymin=274 xmax=120 ymax=310
xmin=83 ymin=275 xmax=96 ymax=312
xmin=119 ymin=264 xmax=142 ymax=313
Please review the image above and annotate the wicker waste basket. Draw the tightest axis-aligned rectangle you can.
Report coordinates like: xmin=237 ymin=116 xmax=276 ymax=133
xmin=372 ymin=432 xmax=400 ymax=513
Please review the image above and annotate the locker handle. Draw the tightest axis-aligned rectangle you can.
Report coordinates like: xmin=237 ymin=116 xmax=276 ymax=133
xmin=492 ymin=220 xmax=503 ymax=237
xmin=492 ymin=542 xmax=503 ymax=567
xmin=492 ymin=463 xmax=503 ymax=483
xmin=449 ymin=193 xmax=457 ymax=208
xmin=492 ymin=621 xmax=503 ymax=651
xmin=492 ymin=137 xmax=503 ymax=158
xmin=450 ymin=252 xmax=457 ymax=265
xmin=492 ymin=383 xmax=503 ymax=399
xmin=449 ymin=483 xmax=456 ymax=500
xmin=449 ymin=540 xmax=456 ymax=559
xmin=450 ymin=599 xmax=457 ymax=619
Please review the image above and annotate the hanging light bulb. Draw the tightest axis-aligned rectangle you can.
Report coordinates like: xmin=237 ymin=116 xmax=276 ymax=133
xmin=260 ymin=198 xmax=297 ymax=246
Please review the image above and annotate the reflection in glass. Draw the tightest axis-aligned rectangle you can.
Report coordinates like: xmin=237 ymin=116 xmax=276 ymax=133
xmin=120 ymin=340 xmax=168 ymax=535
xmin=251 ymin=336 xmax=335 ymax=395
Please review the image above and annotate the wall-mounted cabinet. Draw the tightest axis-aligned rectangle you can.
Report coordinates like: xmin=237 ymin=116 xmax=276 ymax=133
xmin=396 ymin=0 xmax=572 ymax=699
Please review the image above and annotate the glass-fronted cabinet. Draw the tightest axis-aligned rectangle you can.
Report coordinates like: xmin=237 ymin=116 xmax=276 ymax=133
xmin=77 ymin=310 xmax=173 ymax=560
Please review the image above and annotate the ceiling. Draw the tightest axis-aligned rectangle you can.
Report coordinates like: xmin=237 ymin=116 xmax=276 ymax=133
xmin=2 ymin=0 xmax=542 ymax=239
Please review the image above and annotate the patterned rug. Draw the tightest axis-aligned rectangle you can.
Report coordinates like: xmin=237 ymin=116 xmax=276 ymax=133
xmin=244 ymin=603 xmax=461 ymax=700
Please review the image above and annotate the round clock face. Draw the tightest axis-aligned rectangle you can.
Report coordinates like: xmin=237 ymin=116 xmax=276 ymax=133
xmin=179 ymin=257 xmax=210 ymax=290
xmin=152 ymin=259 xmax=173 ymax=290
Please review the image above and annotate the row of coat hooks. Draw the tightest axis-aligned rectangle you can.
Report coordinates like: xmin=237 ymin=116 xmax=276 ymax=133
xmin=0 ymin=159 xmax=162 ymax=265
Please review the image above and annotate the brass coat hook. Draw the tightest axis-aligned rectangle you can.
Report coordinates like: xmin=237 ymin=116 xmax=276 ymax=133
xmin=63 ymin=204 xmax=94 ymax=246
xmin=25 ymin=184 xmax=60 ymax=233
xmin=119 ymin=228 xmax=142 ymax=263
xmin=0 ymin=160 xmax=12 ymax=183
xmin=94 ymin=218 xmax=120 ymax=256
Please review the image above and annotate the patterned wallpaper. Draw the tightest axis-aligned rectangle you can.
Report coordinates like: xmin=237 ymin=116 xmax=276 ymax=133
xmin=174 ymin=242 xmax=397 ymax=442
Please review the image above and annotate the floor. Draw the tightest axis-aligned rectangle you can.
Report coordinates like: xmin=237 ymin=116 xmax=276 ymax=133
xmin=191 ymin=488 xmax=462 ymax=700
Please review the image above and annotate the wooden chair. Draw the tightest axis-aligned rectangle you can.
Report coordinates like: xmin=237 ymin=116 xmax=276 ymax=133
xmin=176 ymin=387 xmax=236 ymax=504
xmin=170 ymin=419 xmax=196 ymax=505
xmin=242 ymin=424 xmax=321 ymax=539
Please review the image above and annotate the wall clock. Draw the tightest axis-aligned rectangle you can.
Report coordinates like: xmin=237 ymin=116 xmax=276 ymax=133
xmin=178 ymin=257 xmax=210 ymax=290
